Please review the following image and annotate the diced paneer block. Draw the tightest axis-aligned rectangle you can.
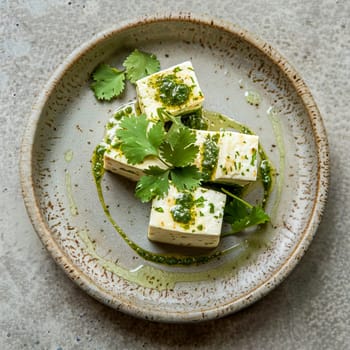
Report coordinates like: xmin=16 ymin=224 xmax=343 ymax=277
xmin=136 ymin=61 xmax=204 ymax=121
xmin=102 ymin=103 xmax=167 ymax=180
xmin=148 ymin=186 xmax=226 ymax=248
xmin=180 ymin=129 xmax=259 ymax=184
xmin=210 ymin=131 xmax=259 ymax=183
xmin=104 ymin=148 xmax=166 ymax=182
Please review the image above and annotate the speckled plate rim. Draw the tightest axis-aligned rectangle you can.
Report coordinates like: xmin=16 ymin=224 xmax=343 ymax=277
xmin=20 ymin=13 xmax=329 ymax=323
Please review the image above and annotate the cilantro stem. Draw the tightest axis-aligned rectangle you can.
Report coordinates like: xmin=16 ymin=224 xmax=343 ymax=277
xmin=221 ymin=188 xmax=253 ymax=209
xmin=157 ymin=108 xmax=182 ymax=126
xmin=157 ymin=156 xmax=172 ymax=169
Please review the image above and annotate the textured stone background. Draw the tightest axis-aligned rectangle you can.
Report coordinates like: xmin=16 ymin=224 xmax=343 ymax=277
xmin=1 ymin=1 xmax=349 ymax=349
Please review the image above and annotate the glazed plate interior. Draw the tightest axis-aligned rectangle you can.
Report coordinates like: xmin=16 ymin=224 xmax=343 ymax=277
xmin=21 ymin=15 xmax=328 ymax=322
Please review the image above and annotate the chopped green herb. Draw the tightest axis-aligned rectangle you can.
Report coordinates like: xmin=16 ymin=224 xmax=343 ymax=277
xmin=209 ymin=203 xmax=215 ymax=214
xmin=194 ymin=196 xmax=205 ymax=207
xmin=170 ymin=192 xmax=194 ymax=224
xmin=251 ymin=148 xmax=257 ymax=166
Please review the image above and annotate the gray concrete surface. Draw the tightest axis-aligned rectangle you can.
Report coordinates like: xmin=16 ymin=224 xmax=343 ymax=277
xmin=1 ymin=0 xmax=349 ymax=349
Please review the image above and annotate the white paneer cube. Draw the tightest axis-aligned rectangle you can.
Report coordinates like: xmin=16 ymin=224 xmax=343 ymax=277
xmin=148 ymin=186 xmax=226 ymax=248
xmin=192 ymin=129 xmax=258 ymax=184
xmin=213 ymin=131 xmax=259 ymax=183
xmin=103 ymin=110 xmax=203 ymax=181
xmin=102 ymin=103 xmax=167 ymax=180
xmin=136 ymin=61 xmax=204 ymax=121
xmin=104 ymin=148 xmax=166 ymax=182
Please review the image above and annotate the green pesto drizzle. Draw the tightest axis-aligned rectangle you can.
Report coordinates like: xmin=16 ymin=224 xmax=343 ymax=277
xmin=169 ymin=192 xmax=206 ymax=228
xmin=181 ymin=109 xmax=208 ymax=130
xmin=201 ymin=133 xmax=220 ymax=181
xmin=170 ymin=192 xmax=194 ymax=225
xmin=260 ymin=160 xmax=272 ymax=194
xmin=258 ymin=149 xmax=273 ymax=208
xmin=156 ymin=74 xmax=191 ymax=107
xmin=78 ymin=228 xmax=249 ymax=290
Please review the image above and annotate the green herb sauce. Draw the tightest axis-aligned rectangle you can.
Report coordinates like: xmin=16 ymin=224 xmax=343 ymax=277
xmin=78 ymin=228 xmax=251 ymax=290
xmin=156 ymin=74 xmax=190 ymax=106
xmin=201 ymin=133 xmax=220 ymax=181
xmin=181 ymin=109 xmax=208 ymax=130
xmin=260 ymin=160 xmax=272 ymax=200
xmin=170 ymin=192 xmax=195 ymax=225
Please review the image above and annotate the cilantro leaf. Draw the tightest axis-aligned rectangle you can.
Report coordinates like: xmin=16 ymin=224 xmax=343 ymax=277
xmin=229 ymin=206 xmax=270 ymax=234
xmin=159 ymin=126 xmax=199 ymax=167
xmin=144 ymin=165 xmax=168 ymax=176
xmin=222 ymin=189 xmax=270 ymax=235
xmin=116 ymin=115 xmax=165 ymax=164
xmin=91 ymin=64 xmax=125 ymax=100
xmin=224 ymin=195 xmax=249 ymax=222
xmin=170 ymin=166 xmax=202 ymax=191
xmin=135 ymin=169 xmax=170 ymax=202
xmin=123 ymin=49 xmax=160 ymax=84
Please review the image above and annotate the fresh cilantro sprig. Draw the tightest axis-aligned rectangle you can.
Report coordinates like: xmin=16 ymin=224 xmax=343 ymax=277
xmin=136 ymin=167 xmax=170 ymax=202
xmin=91 ymin=64 xmax=125 ymax=100
xmin=221 ymin=188 xmax=270 ymax=235
xmin=90 ymin=49 xmax=160 ymax=101
xmin=123 ymin=49 xmax=160 ymax=84
xmin=116 ymin=115 xmax=165 ymax=164
xmin=116 ymin=113 xmax=202 ymax=202
xmin=159 ymin=125 xmax=199 ymax=167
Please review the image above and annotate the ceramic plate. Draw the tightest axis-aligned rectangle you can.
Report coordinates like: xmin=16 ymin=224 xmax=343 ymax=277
xmin=20 ymin=14 xmax=329 ymax=322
